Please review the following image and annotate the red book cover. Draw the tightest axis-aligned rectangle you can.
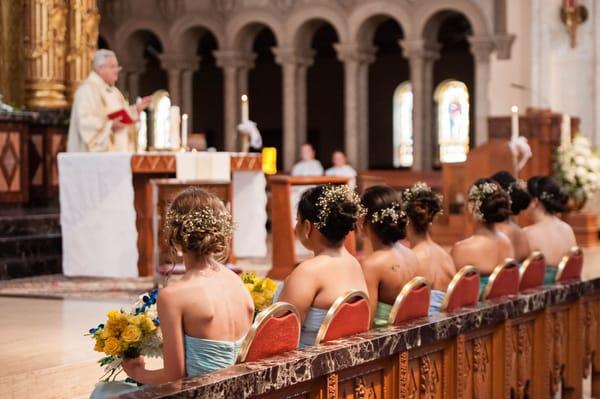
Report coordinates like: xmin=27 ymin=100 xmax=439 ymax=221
xmin=107 ymin=109 xmax=134 ymax=125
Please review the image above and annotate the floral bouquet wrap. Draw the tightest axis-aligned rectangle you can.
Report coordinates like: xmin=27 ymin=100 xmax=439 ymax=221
xmin=241 ymin=272 xmax=278 ymax=314
xmin=87 ymin=289 xmax=163 ymax=381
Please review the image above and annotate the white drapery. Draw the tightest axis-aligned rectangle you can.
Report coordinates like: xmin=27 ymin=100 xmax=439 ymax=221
xmin=58 ymin=153 xmax=138 ymax=277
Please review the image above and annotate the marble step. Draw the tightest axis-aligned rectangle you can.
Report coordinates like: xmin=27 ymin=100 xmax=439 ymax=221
xmin=0 ymin=254 xmax=62 ymax=280
xmin=0 ymin=211 xmax=60 ymax=237
xmin=0 ymin=233 xmax=61 ymax=259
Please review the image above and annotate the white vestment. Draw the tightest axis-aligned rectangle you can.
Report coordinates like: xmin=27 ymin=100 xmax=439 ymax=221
xmin=291 ymin=159 xmax=324 ymax=176
xmin=67 ymin=71 xmax=138 ymax=153
xmin=326 ymin=165 xmax=357 ymax=189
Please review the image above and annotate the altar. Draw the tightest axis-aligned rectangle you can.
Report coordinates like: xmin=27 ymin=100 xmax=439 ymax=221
xmin=58 ymin=152 xmax=266 ymax=278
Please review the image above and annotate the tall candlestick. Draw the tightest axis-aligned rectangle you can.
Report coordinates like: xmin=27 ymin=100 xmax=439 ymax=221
xmin=241 ymin=94 xmax=249 ymax=122
xmin=511 ymin=106 xmax=519 ymax=140
xmin=181 ymin=113 xmax=188 ymax=150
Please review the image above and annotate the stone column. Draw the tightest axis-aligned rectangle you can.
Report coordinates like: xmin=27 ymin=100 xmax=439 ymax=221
xmin=66 ymin=0 xmax=99 ymax=102
xmin=159 ymin=56 xmax=183 ymax=107
xmin=468 ymin=36 xmax=495 ymax=147
xmin=335 ymin=44 xmax=375 ymax=170
xmin=119 ymin=60 xmax=146 ymax=101
xmin=401 ymin=39 xmax=440 ymax=171
xmin=179 ymin=57 xmax=201 ymax=130
xmin=273 ymin=47 xmax=314 ymax=171
xmin=23 ymin=0 xmax=69 ymax=108
xmin=214 ymin=50 xmax=255 ymax=152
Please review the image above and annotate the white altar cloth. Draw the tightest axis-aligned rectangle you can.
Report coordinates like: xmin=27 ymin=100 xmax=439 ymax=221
xmin=58 ymin=153 xmax=139 ymax=277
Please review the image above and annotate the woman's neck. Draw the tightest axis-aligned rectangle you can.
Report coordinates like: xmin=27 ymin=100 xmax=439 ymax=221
xmin=474 ymin=222 xmax=496 ymax=236
xmin=369 ymin=233 xmax=392 ymax=252
xmin=313 ymin=242 xmax=345 ymax=257
xmin=183 ymin=254 xmax=218 ymax=275
xmin=408 ymin=231 xmax=431 ymax=247
xmin=532 ymin=207 xmax=554 ymax=223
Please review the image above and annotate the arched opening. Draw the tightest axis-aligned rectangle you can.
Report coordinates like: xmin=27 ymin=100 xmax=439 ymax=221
xmin=248 ymin=27 xmax=283 ymax=169
xmin=98 ymin=35 xmax=110 ymax=50
xmin=367 ymin=18 xmax=409 ymax=168
xmin=393 ymin=81 xmax=413 ymax=167
xmin=306 ymin=23 xmax=343 ymax=168
xmin=429 ymin=12 xmax=474 ymax=166
xmin=125 ymin=30 xmax=167 ymax=101
xmin=193 ymin=31 xmax=223 ymax=150
xmin=434 ymin=79 xmax=470 ymax=163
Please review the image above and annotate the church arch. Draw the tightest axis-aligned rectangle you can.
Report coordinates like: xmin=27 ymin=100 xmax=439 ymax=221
xmin=348 ymin=1 xmax=412 ymax=47
xmin=226 ymin=10 xmax=284 ymax=51
xmin=413 ymin=0 xmax=490 ymax=39
xmin=288 ymin=5 xmax=348 ymax=51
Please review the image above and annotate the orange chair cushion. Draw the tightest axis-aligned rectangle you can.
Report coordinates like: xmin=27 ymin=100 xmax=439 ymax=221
xmin=446 ymin=274 xmax=480 ymax=312
xmin=486 ymin=266 xmax=520 ymax=300
xmin=323 ymin=299 xmax=370 ymax=343
xmin=392 ymin=285 xmax=430 ymax=325
xmin=519 ymin=258 xmax=545 ymax=291
xmin=558 ymin=254 xmax=583 ymax=282
xmin=244 ymin=313 xmax=300 ymax=362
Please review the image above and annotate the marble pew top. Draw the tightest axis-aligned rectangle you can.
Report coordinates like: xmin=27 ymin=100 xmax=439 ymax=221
xmin=119 ymin=279 xmax=600 ymax=399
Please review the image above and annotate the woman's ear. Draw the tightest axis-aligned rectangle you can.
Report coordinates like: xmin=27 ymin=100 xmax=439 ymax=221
xmin=303 ymin=219 xmax=313 ymax=239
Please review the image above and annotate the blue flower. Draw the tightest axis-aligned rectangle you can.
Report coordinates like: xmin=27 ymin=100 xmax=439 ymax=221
xmin=142 ymin=295 xmax=150 ymax=303
xmin=153 ymin=317 xmax=160 ymax=326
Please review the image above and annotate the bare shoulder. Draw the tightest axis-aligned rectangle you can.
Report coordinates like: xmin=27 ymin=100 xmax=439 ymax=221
xmin=361 ymin=250 xmax=393 ymax=272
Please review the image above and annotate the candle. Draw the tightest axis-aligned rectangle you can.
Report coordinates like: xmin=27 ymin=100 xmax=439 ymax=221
xmin=511 ymin=106 xmax=519 ymax=140
xmin=241 ymin=94 xmax=249 ymax=122
xmin=181 ymin=114 xmax=188 ymax=150
xmin=137 ymin=111 xmax=147 ymax=152
xmin=561 ymin=114 xmax=571 ymax=147
xmin=169 ymin=106 xmax=181 ymax=149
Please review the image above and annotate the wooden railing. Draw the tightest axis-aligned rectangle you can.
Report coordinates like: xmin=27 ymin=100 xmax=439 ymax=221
xmin=120 ymin=279 xmax=600 ymax=399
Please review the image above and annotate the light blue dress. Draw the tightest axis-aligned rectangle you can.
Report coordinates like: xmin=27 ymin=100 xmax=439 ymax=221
xmin=90 ymin=336 xmax=242 ymax=398
xmin=429 ymin=290 xmax=445 ymax=315
xmin=544 ymin=266 xmax=558 ymax=285
xmin=274 ymin=283 xmax=328 ymax=348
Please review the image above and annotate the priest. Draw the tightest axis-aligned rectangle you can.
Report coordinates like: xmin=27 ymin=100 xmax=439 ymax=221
xmin=67 ymin=49 xmax=152 ymax=152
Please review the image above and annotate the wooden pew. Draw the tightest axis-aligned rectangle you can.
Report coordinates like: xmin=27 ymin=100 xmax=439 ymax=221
xmin=268 ymin=175 xmax=355 ymax=280
xmin=118 ymin=279 xmax=600 ymax=399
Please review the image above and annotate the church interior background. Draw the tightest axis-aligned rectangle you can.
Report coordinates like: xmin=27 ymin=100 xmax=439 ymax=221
xmin=2 ymin=0 xmax=600 ymax=398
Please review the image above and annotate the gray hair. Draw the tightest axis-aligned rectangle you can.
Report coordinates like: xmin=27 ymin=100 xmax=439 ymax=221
xmin=93 ymin=49 xmax=117 ymax=71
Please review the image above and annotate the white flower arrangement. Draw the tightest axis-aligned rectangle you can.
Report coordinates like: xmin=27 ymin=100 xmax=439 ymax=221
xmin=554 ymin=134 xmax=600 ymax=206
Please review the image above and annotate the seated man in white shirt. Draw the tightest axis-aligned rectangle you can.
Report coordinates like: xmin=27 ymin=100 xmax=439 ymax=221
xmin=325 ymin=150 xmax=357 ymax=189
xmin=291 ymin=143 xmax=323 ymax=176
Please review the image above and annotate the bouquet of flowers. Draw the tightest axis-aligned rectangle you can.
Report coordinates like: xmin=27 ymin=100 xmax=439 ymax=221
xmin=554 ymin=134 xmax=600 ymax=210
xmin=241 ymin=272 xmax=278 ymax=313
xmin=87 ymin=289 xmax=163 ymax=381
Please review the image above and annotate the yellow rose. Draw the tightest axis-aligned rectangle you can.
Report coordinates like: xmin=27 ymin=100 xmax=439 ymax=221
xmin=130 ymin=315 xmax=145 ymax=326
xmin=121 ymin=324 xmax=142 ymax=344
xmin=94 ymin=339 xmax=105 ymax=352
xmin=264 ymin=278 xmax=277 ymax=293
xmin=141 ymin=317 xmax=157 ymax=333
xmin=244 ymin=283 xmax=254 ymax=293
xmin=251 ymin=291 xmax=266 ymax=310
xmin=103 ymin=337 xmax=122 ymax=356
xmin=100 ymin=326 xmax=115 ymax=340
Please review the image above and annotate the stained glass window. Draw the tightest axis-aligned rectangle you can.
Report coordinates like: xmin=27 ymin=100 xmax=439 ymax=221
xmin=393 ymin=81 xmax=413 ymax=167
xmin=434 ymin=80 xmax=470 ymax=163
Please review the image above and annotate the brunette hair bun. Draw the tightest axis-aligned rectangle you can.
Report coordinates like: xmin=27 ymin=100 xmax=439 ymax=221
xmin=490 ymin=171 xmax=531 ymax=215
xmin=404 ymin=182 xmax=443 ymax=234
xmin=468 ymin=178 xmax=511 ymax=224
xmin=298 ymin=184 xmax=360 ymax=244
xmin=527 ymin=176 xmax=569 ymax=214
xmin=361 ymin=185 xmax=407 ymax=245
xmin=165 ymin=188 xmax=233 ymax=262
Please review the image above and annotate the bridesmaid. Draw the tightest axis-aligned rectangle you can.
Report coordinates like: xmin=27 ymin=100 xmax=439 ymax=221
xmin=404 ymin=182 xmax=456 ymax=311
xmin=524 ymin=176 xmax=576 ymax=283
xmin=451 ymin=179 xmax=515 ymax=294
xmin=359 ymin=185 xmax=419 ymax=326
xmin=91 ymin=188 xmax=254 ymax=398
xmin=490 ymin=171 xmax=532 ymax=262
xmin=276 ymin=184 xmax=368 ymax=347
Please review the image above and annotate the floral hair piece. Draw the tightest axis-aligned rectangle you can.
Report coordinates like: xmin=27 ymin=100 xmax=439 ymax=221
xmin=507 ymin=179 xmax=526 ymax=194
xmin=315 ymin=184 xmax=365 ymax=230
xmin=468 ymin=182 xmax=506 ymax=222
xmin=166 ymin=207 xmax=233 ymax=246
xmin=370 ymin=202 xmax=405 ymax=224
xmin=403 ymin=182 xmax=444 ymax=211
xmin=540 ymin=192 xmax=554 ymax=202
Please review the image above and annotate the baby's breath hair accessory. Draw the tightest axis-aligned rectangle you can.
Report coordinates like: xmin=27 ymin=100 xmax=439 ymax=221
xmin=507 ymin=179 xmax=526 ymax=194
xmin=540 ymin=191 xmax=554 ymax=202
xmin=166 ymin=207 xmax=233 ymax=246
xmin=371 ymin=202 xmax=405 ymax=224
xmin=403 ymin=181 xmax=444 ymax=205
xmin=468 ymin=182 xmax=502 ymax=222
xmin=315 ymin=184 xmax=364 ymax=230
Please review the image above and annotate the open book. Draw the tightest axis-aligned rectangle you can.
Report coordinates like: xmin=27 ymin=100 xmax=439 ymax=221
xmin=107 ymin=108 xmax=134 ymax=125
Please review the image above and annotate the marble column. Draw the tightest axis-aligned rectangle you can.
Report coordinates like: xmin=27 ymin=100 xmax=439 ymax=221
xmin=468 ymin=36 xmax=495 ymax=147
xmin=401 ymin=39 xmax=440 ymax=171
xmin=335 ymin=44 xmax=375 ymax=170
xmin=214 ymin=50 xmax=255 ymax=152
xmin=273 ymin=47 xmax=314 ymax=171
